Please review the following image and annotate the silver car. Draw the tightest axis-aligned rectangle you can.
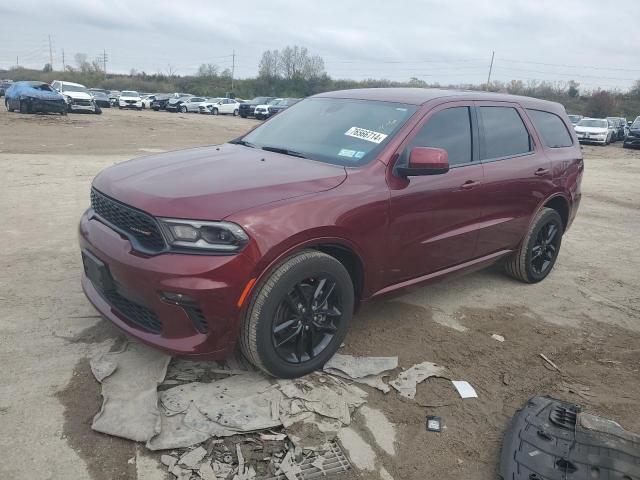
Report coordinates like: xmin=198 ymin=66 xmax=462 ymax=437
xmin=179 ymin=96 xmax=207 ymax=113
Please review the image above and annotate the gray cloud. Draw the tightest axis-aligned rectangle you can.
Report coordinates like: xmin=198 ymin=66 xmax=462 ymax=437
xmin=1 ymin=0 xmax=639 ymax=90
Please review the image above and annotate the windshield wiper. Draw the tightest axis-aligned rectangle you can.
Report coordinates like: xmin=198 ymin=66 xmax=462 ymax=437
xmin=230 ymin=139 xmax=257 ymax=149
xmin=261 ymin=146 xmax=308 ymax=159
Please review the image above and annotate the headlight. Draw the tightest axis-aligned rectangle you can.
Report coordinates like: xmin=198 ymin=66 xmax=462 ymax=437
xmin=66 ymin=95 xmax=74 ymax=104
xmin=158 ymin=218 xmax=249 ymax=252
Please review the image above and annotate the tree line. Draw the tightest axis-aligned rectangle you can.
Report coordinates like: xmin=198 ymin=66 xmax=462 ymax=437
xmin=3 ymin=45 xmax=640 ymax=119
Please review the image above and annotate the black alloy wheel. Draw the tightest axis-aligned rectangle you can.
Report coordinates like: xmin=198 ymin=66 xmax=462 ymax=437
xmin=530 ymin=222 xmax=559 ymax=276
xmin=271 ymin=275 xmax=342 ymax=364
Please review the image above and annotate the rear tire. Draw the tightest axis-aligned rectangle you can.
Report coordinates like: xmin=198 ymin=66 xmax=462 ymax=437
xmin=504 ymin=208 xmax=563 ymax=283
xmin=240 ymin=250 xmax=354 ymax=378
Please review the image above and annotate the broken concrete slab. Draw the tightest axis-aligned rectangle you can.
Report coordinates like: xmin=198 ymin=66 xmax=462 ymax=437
xmin=178 ymin=446 xmax=207 ymax=469
xmin=91 ymin=342 xmax=171 ymax=442
xmin=359 ymin=406 xmax=396 ymax=456
xmin=389 ymin=361 xmax=445 ymax=399
xmin=323 ymin=354 xmax=398 ymax=393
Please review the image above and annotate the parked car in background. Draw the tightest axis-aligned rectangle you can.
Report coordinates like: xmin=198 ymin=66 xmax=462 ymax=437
xmin=198 ymin=97 xmax=223 ymax=114
xmin=623 ymin=116 xmax=640 ymax=149
xmin=567 ymin=114 xmax=583 ymax=125
xmin=79 ymin=88 xmax=582 ymax=378
xmin=268 ymin=98 xmax=300 ymax=117
xmin=166 ymin=94 xmax=193 ymax=112
xmin=606 ymin=117 xmax=625 ymax=142
xmin=0 ymin=80 xmax=14 ymax=97
xmin=151 ymin=94 xmax=171 ymax=111
xmin=51 ymin=80 xmax=100 ymax=114
xmin=108 ymin=91 xmax=120 ymax=107
xmin=179 ymin=96 xmax=207 ymax=113
xmin=141 ymin=95 xmax=156 ymax=109
xmin=574 ymin=118 xmax=612 ymax=145
xmin=254 ymin=98 xmax=282 ymax=120
xmin=90 ymin=91 xmax=111 ymax=108
xmin=118 ymin=91 xmax=143 ymax=110
xmin=207 ymin=98 xmax=241 ymax=115
xmin=239 ymin=96 xmax=276 ymax=118
xmin=4 ymin=81 xmax=67 ymax=115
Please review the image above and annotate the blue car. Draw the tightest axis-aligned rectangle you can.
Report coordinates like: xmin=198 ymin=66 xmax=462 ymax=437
xmin=5 ymin=81 xmax=67 ymax=115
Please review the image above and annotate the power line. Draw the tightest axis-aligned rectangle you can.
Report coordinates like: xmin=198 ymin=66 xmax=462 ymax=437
xmin=497 ymin=57 xmax=640 ymax=73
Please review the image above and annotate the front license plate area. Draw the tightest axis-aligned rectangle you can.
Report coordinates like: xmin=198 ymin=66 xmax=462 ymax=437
xmin=82 ymin=250 xmax=115 ymax=292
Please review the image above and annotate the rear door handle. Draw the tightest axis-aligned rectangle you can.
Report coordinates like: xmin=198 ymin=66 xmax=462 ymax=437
xmin=461 ymin=180 xmax=480 ymax=190
xmin=534 ymin=168 xmax=550 ymax=176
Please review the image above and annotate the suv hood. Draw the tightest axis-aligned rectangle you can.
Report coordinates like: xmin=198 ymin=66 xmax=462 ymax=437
xmin=120 ymin=95 xmax=141 ymax=101
xmin=92 ymin=143 xmax=347 ymax=220
xmin=575 ymin=126 xmax=608 ymax=134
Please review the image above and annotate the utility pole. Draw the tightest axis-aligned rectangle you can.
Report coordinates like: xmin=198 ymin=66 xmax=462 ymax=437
xmin=62 ymin=49 xmax=65 ymax=71
xmin=16 ymin=56 xmax=19 ymax=68
xmin=48 ymin=34 xmax=53 ymax=69
xmin=231 ymin=49 xmax=235 ymax=92
xmin=103 ymin=49 xmax=107 ymax=78
xmin=486 ymin=51 xmax=495 ymax=91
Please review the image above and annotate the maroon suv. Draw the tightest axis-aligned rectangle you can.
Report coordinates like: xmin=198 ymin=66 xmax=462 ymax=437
xmin=79 ymin=88 xmax=583 ymax=378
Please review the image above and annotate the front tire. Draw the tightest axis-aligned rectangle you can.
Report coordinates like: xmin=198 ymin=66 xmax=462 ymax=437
xmin=240 ymin=250 xmax=354 ymax=378
xmin=19 ymin=100 xmax=30 ymax=114
xmin=504 ymin=207 xmax=563 ymax=283
xmin=212 ymin=107 xmax=219 ymax=115
xmin=233 ymin=109 xmax=239 ymax=116
xmin=180 ymin=105 xmax=187 ymax=113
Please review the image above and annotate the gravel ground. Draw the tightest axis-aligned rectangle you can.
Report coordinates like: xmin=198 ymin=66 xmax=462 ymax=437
xmin=0 ymin=107 xmax=638 ymax=480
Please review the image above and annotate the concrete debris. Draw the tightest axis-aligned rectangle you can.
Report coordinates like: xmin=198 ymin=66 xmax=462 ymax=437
xmin=160 ymin=454 xmax=177 ymax=470
xmin=324 ymin=354 xmax=398 ymax=393
xmin=197 ymin=462 xmax=217 ymax=480
xmin=337 ymin=427 xmax=377 ymax=471
xmin=379 ymin=467 xmax=395 ymax=480
xmin=260 ymin=433 xmax=287 ymax=441
xmin=178 ymin=446 xmax=207 ymax=469
xmin=491 ymin=334 xmax=505 ymax=342
xmin=277 ymin=450 xmax=303 ymax=480
xmin=91 ymin=342 xmax=171 ymax=442
xmin=358 ymin=405 xmax=396 ymax=456
xmin=389 ymin=361 xmax=445 ymax=399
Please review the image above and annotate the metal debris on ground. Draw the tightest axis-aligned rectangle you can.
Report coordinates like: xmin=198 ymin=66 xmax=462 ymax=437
xmin=389 ymin=361 xmax=445 ymax=399
xmin=323 ymin=354 xmax=398 ymax=393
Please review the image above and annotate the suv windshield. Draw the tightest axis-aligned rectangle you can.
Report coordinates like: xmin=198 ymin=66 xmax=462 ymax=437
xmin=577 ymin=119 xmax=607 ymax=128
xmin=252 ymin=97 xmax=272 ymax=104
xmin=121 ymin=91 xmax=139 ymax=97
xmin=632 ymin=118 xmax=640 ymax=128
xmin=239 ymin=97 xmax=418 ymax=166
xmin=62 ymin=84 xmax=88 ymax=93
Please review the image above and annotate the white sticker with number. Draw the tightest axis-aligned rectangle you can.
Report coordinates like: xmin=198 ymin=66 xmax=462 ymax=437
xmin=344 ymin=127 xmax=388 ymax=144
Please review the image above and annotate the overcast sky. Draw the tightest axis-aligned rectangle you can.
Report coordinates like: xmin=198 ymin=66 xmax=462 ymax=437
xmin=1 ymin=0 xmax=639 ymax=90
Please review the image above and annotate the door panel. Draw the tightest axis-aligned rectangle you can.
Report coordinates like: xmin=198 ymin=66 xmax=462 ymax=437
xmin=387 ymin=102 xmax=485 ymax=284
xmin=473 ymin=102 xmax=553 ymax=256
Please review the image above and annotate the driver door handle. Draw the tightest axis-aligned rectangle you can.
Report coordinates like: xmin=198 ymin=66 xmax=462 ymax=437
xmin=461 ymin=180 xmax=480 ymax=190
xmin=534 ymin=168 xmax=550 ymax=176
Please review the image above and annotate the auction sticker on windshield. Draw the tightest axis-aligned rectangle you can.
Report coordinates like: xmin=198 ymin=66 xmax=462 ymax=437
xmin=345 ymin=127 xmax=388 ymax=144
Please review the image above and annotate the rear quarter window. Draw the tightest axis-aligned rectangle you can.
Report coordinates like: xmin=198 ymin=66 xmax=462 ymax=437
xmin=527 ymin=109 xmax=573 ymax=148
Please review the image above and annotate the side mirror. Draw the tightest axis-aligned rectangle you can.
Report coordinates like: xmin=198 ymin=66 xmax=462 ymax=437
xmin=396 ymin=147 xmax=450 ymax=177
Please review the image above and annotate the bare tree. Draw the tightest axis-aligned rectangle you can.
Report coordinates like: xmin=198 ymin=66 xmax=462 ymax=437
xmin=302 ymin=54 xmax=325 ymax=80
xmin=258 ymin=50 xmax=279 ymax=79
xmin=75 ymin=53 xmax=91 ymax=73
xmin=585 ymin=91 xmax=614 ymax=118
xmin=197 ymin=63 xmax=219 ymax=77
xmin=165 ymin=64 xmax=177 ymax=77
xmin=275 ymin=45 xmax=325 ymax=80
xmin=631 ymin=79 xmax=640 ymax=97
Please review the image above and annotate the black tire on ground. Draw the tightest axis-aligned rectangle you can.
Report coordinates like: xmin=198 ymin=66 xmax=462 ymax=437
xmin=94 ymin=105 xmax=102 ymax=115
xmin=180 ymin=106 xmax=187 ymax=113
xmin=240 ymin=250 xmax=354 ymax=378
xmin=233 ymin=109 xmax=239 ymax=116
xmin=212 ymin=108 xmax=218 ymax=115
xmin=240 ymin=114 xmax=247 ymax=118
xmin=19 ymin=100 xmax=30 ymax=114
xmin=504 ymin=207 xmax=563 ymax=284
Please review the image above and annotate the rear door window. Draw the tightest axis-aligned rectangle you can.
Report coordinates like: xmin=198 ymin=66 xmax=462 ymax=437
xmin=526 ymin=110 xmax=573 ymax=148
xmin=407 ymin=107 xmax=473 ymax=166
xmin=478 ymin=107 xmax=532 ymax=160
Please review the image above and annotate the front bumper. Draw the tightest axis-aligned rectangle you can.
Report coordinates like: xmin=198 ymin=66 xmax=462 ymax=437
xmin=624 ymin=136 xmax=640 ymax=148
xmin=69 ymin=102 xmax=96 ymax=112
xmin=25 ymin=98 xmax=67 ymax=114
xmin=577 ymin=134 xmax=607 ymax=144
xmin=78 ymin=210 xmax=256 ymax=358
xmin=119 ymin=100 xmax=142 ymax=109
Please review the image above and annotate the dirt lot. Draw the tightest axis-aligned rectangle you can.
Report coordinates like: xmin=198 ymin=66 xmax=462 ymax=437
xmin=0 ymin=107 xmax=639 ymax=480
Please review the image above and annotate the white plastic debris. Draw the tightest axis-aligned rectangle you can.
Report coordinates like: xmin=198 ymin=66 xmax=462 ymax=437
xmin=389 ymin=362 xmax=445 ymax=399
xmin=491 ymin=334 xmax=505 ymax=342
xmin=90 ymin=342 xmax=171 ymax=442
xmin=451 ymin=380 xmax=478 ymax=399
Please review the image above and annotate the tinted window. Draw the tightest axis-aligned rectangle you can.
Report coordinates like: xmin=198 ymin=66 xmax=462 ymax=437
xmin=527 ymin=110 xmax=573 ymax=148
xmin=479 ymin=107 xmax=532 ymax=160
xmin=407 ymin=107 xmax=472 ymax=166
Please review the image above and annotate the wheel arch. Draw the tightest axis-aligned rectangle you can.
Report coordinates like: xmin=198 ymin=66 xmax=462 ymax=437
xmin=542 ymin=194 xmax=570 ymax=230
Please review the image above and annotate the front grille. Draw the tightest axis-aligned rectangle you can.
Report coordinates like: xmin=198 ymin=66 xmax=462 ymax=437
xmin=90 ymin=188 xmax=166 ymax=252
xmin=125 ymin=100 xmax=136 ymax=104
xmin=103 ymin=289 xmax=162 ymax=333
xmin=75 ymin=99 xmax=92 ymax=106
